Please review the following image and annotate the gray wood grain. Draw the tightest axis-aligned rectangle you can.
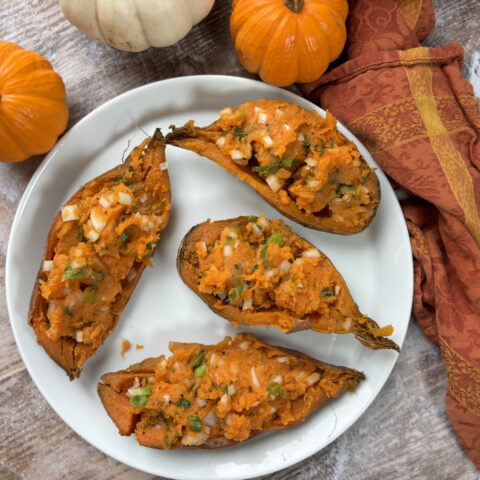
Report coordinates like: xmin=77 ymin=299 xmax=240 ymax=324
xmin=1 ymin=1 xmax=479 ymax=479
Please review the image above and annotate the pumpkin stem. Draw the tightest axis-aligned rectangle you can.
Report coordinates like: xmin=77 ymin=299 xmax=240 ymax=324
xmin=283 ymin=0 xmax=304 ymax=13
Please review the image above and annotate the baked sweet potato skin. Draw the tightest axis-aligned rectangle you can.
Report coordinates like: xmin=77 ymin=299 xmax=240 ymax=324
xmin=166 ymin=98 xmax=380 ymax=235
xmin=97 ymin=333 xmax=365 ymax=449
xmin=177 ymin=216 xmax=399 ymax=352
xmin=28 ymin=130 xmax=171 ymax=380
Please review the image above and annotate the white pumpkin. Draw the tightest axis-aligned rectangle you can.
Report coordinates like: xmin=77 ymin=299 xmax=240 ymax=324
xmin=59 ymin=0 xmax=215 ymax=52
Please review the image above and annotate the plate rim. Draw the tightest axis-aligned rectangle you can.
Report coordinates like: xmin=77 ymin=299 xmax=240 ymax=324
xmin=6 ymin=74 xmax=413 ymax=480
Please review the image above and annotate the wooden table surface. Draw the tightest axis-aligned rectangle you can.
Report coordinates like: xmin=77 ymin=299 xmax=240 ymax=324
xmin=1 ymin=1 xmax=479 ymax=479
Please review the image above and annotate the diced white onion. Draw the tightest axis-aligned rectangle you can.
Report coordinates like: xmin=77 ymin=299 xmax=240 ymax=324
xmin=257 ymin=216 xmax=269 ymax=229
xmin=264 ymin=268 xmax=277 ymax=279
xmin=219 ymin=107 xmax=232 ymax=116
xmin=163 ymin=394 xmax=171 ymax=404
xmin=203 ymin=411 xmax=218 ymax=426
xmin=223 ymin=245 xmax=232 ymax=257
xmin=87 ymin=230 xmax=99 ymax=242
xmin=140 ymin=193 xmax=148 ymax=203
xmin=90 ymin=208 xmax=106 ymax=233
xmin=71 ymin=259 xmax=86 ymax=269
xmin=227 ymin=384 xmax=236 ymax=395
xmin=270 ymin=406 xmax=277 ymax=414
xmin=252 ymin=223 xmax=263 ymax=236
xmin=276 ymin=108 xmax=284 ymax=116
xmin=308 ymin=180 xmax=319 ymax=188
xmin=196 ymin=397 xmax=207 ymax=408
xmin=307 ymin=372 xmax=321 ymax=386
xmin=242 ymin=298 xmax=253 ymax=310
xmin=61 ymin=205 xmax=79 ymax=222
xmin=343 ymin=317 xmax=353 ymax=331
xmin=100 ymin=306 xmax=109 ymax=313
xmin=303 ymin=248 xmax=320 ymax=258
xmin=226 ymin=414 xmax=232 ymax=426
xmin=262 ymin=135 xmax=274 ymax=148
xmin=217 ymin=290 xmax=227 ymax=301
xmin=159 ymin=358 xmax=167 ymax=370
xmin=42 ymin=260 xmax=54 ymax=272
xmin=181 ymin=432 xmax=209 ymax=446
xmin=159 ymin=162 xmax=168 ymax=171
xmin=99 ymin=196 xmax=111 ymax=208
xmin=216 ymin=136 xmax=226 ymax=148
xmin=219 ymin=394 xmax=229 ymax=408
xmin=334 ymin=285 xmax=341 ymax=296
xmin=76 ymin=330 xmax=83 ymax=343
xmin=239 ymin=341 xmax=249 ymax=350
xmin=266 ymin=174 xmax=281 ymax=193
xmin=258 ymin=112 xmax=267 ymax=124
xmin=127 ymin=268 xmax=137 ymax=282
xmin=251 ymin=366 xmax=260 ymax=388
xmin=230 ymin=149 xmax=243 ymax=161
xmin=154 ymin=424 xmax=162 ymax=430
xmin=279 ymin=260 xmax=291 ymax=274
xmin=118 ymin=192 xmax=132 ymax=205
xmin=254 ymin=107 xmax=262 ymax=114
xmin=173 ymin=362 xmax=181 ymax=371
xmin=276 ymin=356 xmax=289 ymax=363
xmin=283 ymin=123 xmax=291 ymax=131
xmin=297 ymin=134 xmax=305 ymax=141
xmin=271 ymin=375 xmax=283 ymax=384
xmin=306 ymin=157 xmax=317 ymax=167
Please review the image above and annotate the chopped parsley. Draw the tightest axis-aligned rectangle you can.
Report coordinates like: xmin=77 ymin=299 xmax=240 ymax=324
xmin=322 ymin=288 xmax=333 ymax=297
xmin=190 ymin=351 xmax=206 ymax=369
xmin=176 ymin=397 xmax=191 ymax=409
xmin=229 ymin=283 xmax=244 ymax=301
xmin=361 ymin=168 xmax=371 ymax=184
xmin=252 ymin=161 xmax=280 ymax=176
xmin=62 ymin=305 xmax=73 ymax=317
xmin=267 ymin=382 xmax=281 ymax=394
xmin=62 ymin=263 xmax=87 ymax=281
xmin=189 ymin=416 xmax=202 ymax=433
xmin=194 ymin=363 xmax=207 ymax=378
xmin=301 ymin=134 xmax=311 ymax=150
xmin=121 ymin=230 xmax=130 ymax=243
xmin=281 ymin=157 xmax=297 ymax=168
xmin=247 ymin=215 xmax=258 ymax=223
xmin=233 ymin=126 xmax=247 ymax=142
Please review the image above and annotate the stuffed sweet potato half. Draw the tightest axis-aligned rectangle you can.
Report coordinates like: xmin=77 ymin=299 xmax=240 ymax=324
xmin=97 ymin=332 xmax=364 ymax=449
xmin=166 ymin=99 xmax=380 ymax=234
xmin=28 ymin=130 xmax=171 ymax=379
xmin=177 ymin=215 xmax=399 ymax=352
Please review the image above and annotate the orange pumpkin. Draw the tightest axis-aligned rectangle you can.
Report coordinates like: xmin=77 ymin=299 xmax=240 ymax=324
xmin=230 ymin=0 xmax=348 ymax=87
xmin=0 ymin=41 xmax=69 ymax=163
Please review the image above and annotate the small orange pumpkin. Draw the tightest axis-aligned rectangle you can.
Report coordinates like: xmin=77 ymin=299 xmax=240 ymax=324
xmin=231 ymin=0 xmax=348 ymax=87
xmin=0 ymin=41 xmax=69 ymax=163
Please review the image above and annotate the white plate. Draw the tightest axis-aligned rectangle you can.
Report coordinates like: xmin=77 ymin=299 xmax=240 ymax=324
xmin=6 ymin=75 xmax=413 ymax=480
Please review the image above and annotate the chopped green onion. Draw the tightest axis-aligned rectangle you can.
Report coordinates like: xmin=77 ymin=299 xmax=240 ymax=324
xmin=83 ymin=285 xmax=98 ymax=304
xmin=291 ymin=273 xmax=297 ymax=282
xmin=251 ymin=264 xmax=259 ymax=273
xmin=328 ymin=177 xmax=340 ymax=185
xmin=190 ymin=351 xmax=206 ymax=368
xmin=77 ymin=231 xmax=88 ymax=242
xmin=247 ymin=215 xmax=258 ymax=223
xmin=189 ymin=416 xmax=202 ymax=433
xmin=62 ymin=305 xmax=73 ymax=317
xmin=45 ymin=319 xmax=51 ymax=329
xmin=328 ymin=136 xmax=335 ymax=148
xmin=336 ymin=185 xmax=359 ymax=199
xmin=90 ymin=270 xmax=105 ymax=283
xmin=164 ymin=438 xmax=171 ymax=446
xmin=158 ymin=412 xmax=169 ymax=426
xmin=121 ymin=230 xmax=130 ymax=243
xmin=229 ymin=284 xmax=244 ymax=302
xmin=259 ymin=245 xmax=267 ymax=260
xmin=128 ymin=165 xmax=134 ymax=173
xmin=176 ymin=397 xmax=191 ymax=408
xmin=132 ymin=205 xmax=138 ymax=213
xmin=113 ymin=177 xmax=124 ymax=183
xmin=322 ymin=288 xmax=333 ymax=297
xmin=146 ymin=242 xmax=153 ymax=250
xmin=267 ymin=232 xmax=283 ymax=245
xmin=234 ymin=264 xmax=240 ymax=271
xmin=128 ymin=386 xmax=152 ymax=396
xmin=252 ymin=160 xmax=280 ymax=176
xmin=62 ymin=263 xmax=87 ymax=281
xmin=361 ymin=168 xmax=371 ymax=184
xmin=267 ymin=382 xmax=281 ymax=394
xmin=130 ymin=395 xmax=148 ymax=407
xmin=281 ymin=157 xmax=297 ymax=168
xmin=194 ymin=363 xmax=207 ymax=378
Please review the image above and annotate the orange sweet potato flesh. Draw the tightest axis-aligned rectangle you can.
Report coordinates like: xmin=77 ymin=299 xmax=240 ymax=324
xmin=28 ymin=130 xmax=171 ymax=379
xmin=97 ymin=332 xmax=365 ymax=449
xmin=177 ymin=215 xmax=399 ymax=352
xmin=166 ymin=98 xmax=380 ymax=235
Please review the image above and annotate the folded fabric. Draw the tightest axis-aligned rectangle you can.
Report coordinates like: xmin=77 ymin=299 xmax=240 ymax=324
xmin=301 ymin=0 xmax=480 ymax=467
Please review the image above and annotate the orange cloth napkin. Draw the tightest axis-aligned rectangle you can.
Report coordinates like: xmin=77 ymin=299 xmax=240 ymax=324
xmin=301 ymin=0 xmax=480 ymax=467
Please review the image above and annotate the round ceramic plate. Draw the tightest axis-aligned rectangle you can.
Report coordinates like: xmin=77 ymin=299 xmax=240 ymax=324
xmin=6 ymin=75 xmax=413 ymax=480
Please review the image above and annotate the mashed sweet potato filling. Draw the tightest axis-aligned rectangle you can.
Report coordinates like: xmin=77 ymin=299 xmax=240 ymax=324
xmin=38 ymin=140 xmax=169 ymax=347
xmin=212 ymin=100 xmax=376 ymax=229
xmin=101 ymin=333 xmax=362 ymax=449
xmin=196 ymin=214 xmax=355 ymax=331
